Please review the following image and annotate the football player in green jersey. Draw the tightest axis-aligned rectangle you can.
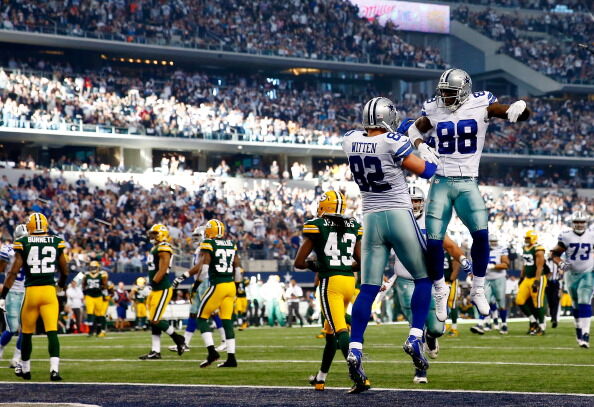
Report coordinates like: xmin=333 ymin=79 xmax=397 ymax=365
xmin=0 ymin=213 xmax=68 ymax=381
xmin=138 ymin=224 xmax=185 ymax=360
xmin=294 ymin=190 xmax=363 ymax=392
xmin=172 ymin=219 xmax=243 ymax=368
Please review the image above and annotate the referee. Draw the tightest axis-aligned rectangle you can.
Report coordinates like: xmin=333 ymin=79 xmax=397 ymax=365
xmin=545 ymin=251 xmax=561 ymax=328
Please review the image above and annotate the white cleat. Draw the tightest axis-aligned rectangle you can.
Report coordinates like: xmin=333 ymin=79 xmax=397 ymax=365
xmin=433 ymin=284 xmax=450 ymax=322
xmin=168 ymin=344 xmax=190 ymax=353
xmin=470 ymin=286 xmax=490 ymax=316
xmin=216 ymin=341 xmax=227 ymax=352
xmin=423 ymin=340 xmax=439 ymax=359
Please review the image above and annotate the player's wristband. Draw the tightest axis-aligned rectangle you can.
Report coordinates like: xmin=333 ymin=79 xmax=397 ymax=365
xmin=0 ymin=286 xmax=9 ymax=299
xmin=420 ymin=161 xmax=437 ymax=179
xmin=181 ymin=271 xmax=190 ymax=280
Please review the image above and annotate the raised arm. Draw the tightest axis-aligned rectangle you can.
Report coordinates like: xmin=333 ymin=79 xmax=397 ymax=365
xmin=487 ymin=101 xmax=530 ymax=122
xmin=401 ymin=153 xmax=437 ymax=180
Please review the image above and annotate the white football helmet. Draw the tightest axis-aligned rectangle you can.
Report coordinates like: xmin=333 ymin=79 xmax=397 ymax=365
xmin=436 ymin=68 xmax=472 ymax=111
xmin=362 ymin=97 xmax=400 ymax=133
xmin=409 ymin=186 xmax=425 ymax=219
xmin=14 ymin=224 xmax=28 ymax=240
xmin=571 ymin=211 xmax=589 ymax=234
xmin=191 ymin=226 xmax=205 ymax=243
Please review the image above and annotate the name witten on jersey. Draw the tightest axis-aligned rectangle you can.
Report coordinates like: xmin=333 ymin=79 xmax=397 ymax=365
xmin=422 ymin=91 xmax=497 ymax=177
xmin=558 ymin=229 xmax=594 ymax=273
xmin=342 ymin=130 xmax=413 ymax=214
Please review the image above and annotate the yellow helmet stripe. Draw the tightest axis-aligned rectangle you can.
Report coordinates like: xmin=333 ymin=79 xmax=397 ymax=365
xmin=216 ymin=220 xmax=222 ymax=237
xmin=35 ymin=213 xmax=42 ymax=232
xmin=335 ymin=191 xmax=343 ymax=214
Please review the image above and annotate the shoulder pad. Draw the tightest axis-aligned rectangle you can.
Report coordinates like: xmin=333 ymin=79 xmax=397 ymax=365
xmin=200 ymin=241 xmax=214 ymax=252
xmin=157 ymin=243 xmax=172 ymax=252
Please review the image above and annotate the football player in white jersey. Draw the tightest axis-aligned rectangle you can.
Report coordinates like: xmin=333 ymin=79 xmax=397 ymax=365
xmin=377 ymin=187 xmax=470 ymax=384
xmin=471 ymin=236 xmax=510 ymax=335
xmin=551 ymin=212 xmax=594 ymax=348
xmin=341 ymin=97 xmax=439 ymax=393
xmin=0 ymin=225 xmax=28 ymax=370
xmin=407 ymin=68 xmax=530 ymax=321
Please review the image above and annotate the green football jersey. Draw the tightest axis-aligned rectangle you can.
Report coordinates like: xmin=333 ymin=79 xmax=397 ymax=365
xmin=134 ymin=286 xmax=149 ymax=303
xmin=522 ymin=244 xmax=545 ymax=278
xmin=84 ymin=272 xmax=104 ymax=297
xmin=444 ymin=252 xmax=454 ymax=282
xmin=200 ymin=239 xmax=237 ymax=285
xmin=148 ymin=242 xmax=173 ymax=290
xmin=303 ymin=215 xmax=363 ymax=278
xmin=13 ymin=234 xmax=66 ymax=287
xmin=236 ymin=279 xmax=248 ymax=298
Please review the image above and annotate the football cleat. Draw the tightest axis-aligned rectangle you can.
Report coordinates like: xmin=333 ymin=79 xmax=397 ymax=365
xmin=139 ymin=351 xmax=162 ymax=360
xmin=200 ymin=349 xmax=220 ymax=368
xmin=20 ymin=371 xmax=31 ymax=380
xmin=8 ymin=361 xmax=17 ymax=369
xmin=424 ymin=337 xmax=439 ymax=359
xmin=309 ymin=374 xmax=325 ymax=391
xmin=216 ymin=341 xmax=227 ymax=352
xmin=168 ymin=344 xmax=190 ymax=353
xmin=527 ymin=322 xmax=538 ymax=335
xmin=97 ymin=331 xmax=106 ymax=337
xmin=470 ymin=286 xmax=490 ymax=316
xmin=172 ymin=333 xmax=187 ymax=356
xmin=217 ymin=358 xmax=238 ymax=368
xmin=446 ymin=328 xmax=459 ymax=337
xmin=433 ymin=285 xmax=450 ymax=322
xmin=346 ymin=348 xmax=369 ymax=391
xmin=413 ymin=369 xmax=428 ymax=384
xmin=470 ymin=325 xmax=485 ymax=335
xmin=347 ymin=379 xmax=371 ymax=394
xmin=403 ymin=335 xmax=429 ymax=370
xmin=552 ymin=321 xmax=558 ymax=328
xmin=483 ymin=323 xmax=492 ymax=332
xmin=50 ymin=370 xmax=63 ymax=381
xmin=531 ymin=326 xmax=545 ymax=336
xmin=499 ymin=325 xmax=509 ymax=335
xmin=580 ymin=333 xmax=590 ymax=348
xmin=14 ymin=363 xmax=22 ymax=376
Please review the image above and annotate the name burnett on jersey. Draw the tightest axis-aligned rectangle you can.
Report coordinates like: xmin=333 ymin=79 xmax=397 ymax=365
xmin=27 ymin=236 xmax=55 ymax=243
xmin=351 ymin=142 xmax=377 ymax=154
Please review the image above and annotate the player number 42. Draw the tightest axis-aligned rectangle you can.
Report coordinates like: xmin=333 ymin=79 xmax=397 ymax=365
xmin=27 ymin=246 xmax=57 ymax=274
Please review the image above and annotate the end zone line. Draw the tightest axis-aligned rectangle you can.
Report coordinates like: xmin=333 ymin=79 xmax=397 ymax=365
xmin=0 ymin=381 xmax=592 ymax=398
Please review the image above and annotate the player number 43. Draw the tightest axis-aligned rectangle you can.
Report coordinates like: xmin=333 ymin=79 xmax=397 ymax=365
xmin=324 ymin=232 xmax=356 ymax=267
xmin=27 ymin=246 xmax=57 ymax=274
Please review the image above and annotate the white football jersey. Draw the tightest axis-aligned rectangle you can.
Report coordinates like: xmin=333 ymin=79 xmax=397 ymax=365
xmin=486 ymin=245 xmax=508 ymax=280
xmin=342 ymin=130 xmax=414 ymax=214
xmin=422 ymin=91 xmax=497 ymax=177
xmin=558 ymin=230 xmax=594 ymax=273
xmin=0 ymin=244 xmax=25 ymax=293
xmin=394 ymin=214 xmax=426 ymax=280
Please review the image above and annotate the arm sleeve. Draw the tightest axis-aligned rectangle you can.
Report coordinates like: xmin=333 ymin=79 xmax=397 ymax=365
xmin=386 ymin=133 xmax=414 ymax=159
xmin=0 ymin=246 xmax=10 ymax=261
xmin=487 ymin=92 xmax=498 ymax=105
xmin=557 ymin=234 xmax=567 ymax=249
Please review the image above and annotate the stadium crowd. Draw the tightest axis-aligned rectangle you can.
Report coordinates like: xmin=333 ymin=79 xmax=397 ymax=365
xmin=0 ymin=0 xmax=446 ymax=68
xmin=1 ymin=60 xmax=592 ymax=156
xmin=452 ymin=6 xmax=594 ymax=83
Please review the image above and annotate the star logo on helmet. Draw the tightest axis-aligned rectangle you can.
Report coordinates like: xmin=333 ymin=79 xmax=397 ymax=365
xmin=387 ymin=104 xmax=395 ymax=111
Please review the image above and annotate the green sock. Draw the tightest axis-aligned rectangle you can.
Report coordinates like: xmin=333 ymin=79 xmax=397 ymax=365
xmin=47 ymin=331 xmax=60 ymax=357
xmin=537 ymin=306 xmax=546 ymax=324
xmin=87 ymin=315 xmax=95 ymax=326
xmin=520 ymin=303 xmax=534 ymax=319
xmin=157 ymin=320 xmax=170 ymax=332
xmin=320 ymin=334 xmax=337 ymax=373
xmin=345 ymin=314 xmax=352 ymax=326
xmin=102 ymin=316 xmax=107 ymax=330
xmin=336 ymin=330 xmax=350 ymax=359
xmin=450 ymin=308 xmax=458 ymax=324
xmin=223 ymin=319 xmax=235 ymax=339
xmin=197 ymin=318 xmax=211 ymax=333
xmin=140 ymin=317 xmax=147 ymax=327
xmin=22 ymin=333 xmax=33 ymax=361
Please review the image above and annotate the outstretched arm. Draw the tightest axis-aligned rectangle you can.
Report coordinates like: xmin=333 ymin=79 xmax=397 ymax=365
xmin=487 ymin=101 xmax=530 ymax=122
xmin=401 ymin=153 xmax=437 ymax=179
xmin=409 ymin=117 xmax=440 ymax=165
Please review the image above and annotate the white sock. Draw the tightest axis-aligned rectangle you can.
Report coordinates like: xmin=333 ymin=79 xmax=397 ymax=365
xmin=451 ymin=323 xmax=457 ymax=330
xmin=184 ymin=331 xmax=194 ymax=346
xmin=433 ymin=277 xmax=446 ymax=289
xmin=473 ymin=277 xmax=485 ymax=288
xmin=50 ymin=357 xmax=59 ymax=372
xmin=478 ymin=320 xmax=484 ymax=327
xmin=317 ymin=371 xmax=328 ymax=381
xmin=218 ymin=327 xmax=226 ymax=342
xmin=21 ymin=360 xmax=31 ymax=373
xmin=151 ymin=335 xmax=161 ymax=353
xmin=227 ymin=338 xmax=236 ymax=354
xmin=12 ymin=347 xmax=21 ymax=362
xmin=540 ymin=322 xmax=546 ymax=331
xmin=529 ymin=315 xmax=537 ymax=323
xmin=349 ymin=341 xmax=363 ymax=351
xmin=165 ymin=326 xmax=175 ymax=336
xmin=201 ymin=332 xmax=214 ymax=347
xmin=409 ymin=327 xmax=423 ymax=338
xmin=581 ymin=317 xmax=591 ymax=335
xmin=492 ymin=309 xmax=499 ymax=320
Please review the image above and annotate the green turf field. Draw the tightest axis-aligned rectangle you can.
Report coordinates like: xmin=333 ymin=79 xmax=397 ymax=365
xmin=2 ymin=320 xmax=592 ymax=394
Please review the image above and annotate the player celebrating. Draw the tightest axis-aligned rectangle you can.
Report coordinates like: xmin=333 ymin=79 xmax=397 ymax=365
xmin=0 ymin=213 xmax=68 ymax=380
xmin=83 ymin=261 xmax=107 ymax=337
xmin=516 ymin=231 xmax=547 ymax=336
xmin=407 ymin=68 xmax=530 ymax=320
xmin=293 ymin=190 xmax=362 ymax=391
xmin=172 ymin=219 xmax=242 ymax=368
xmin=0 ymin=224 xmax=28 ymax=369
xmin=551 ymin=212 xmax=594 ymax=348
xmin=138 ymin=224 xmax=185 ymax=359
xmin=342 ymin=97 xmax=440 ymax=393
xmin=379 ymin=187 xmax=468 ymax=384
